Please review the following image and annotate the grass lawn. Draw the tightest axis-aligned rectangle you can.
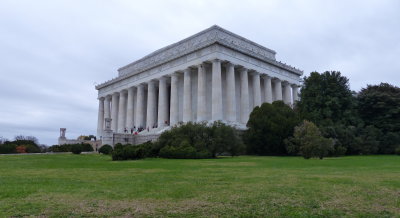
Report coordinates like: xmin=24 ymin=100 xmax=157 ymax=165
xmin=0 ymin=154 xmax=399 ymax=217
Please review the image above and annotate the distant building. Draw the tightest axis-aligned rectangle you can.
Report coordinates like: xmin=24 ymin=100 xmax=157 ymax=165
xmin=58 ymin=128 xmax=101 ymax=151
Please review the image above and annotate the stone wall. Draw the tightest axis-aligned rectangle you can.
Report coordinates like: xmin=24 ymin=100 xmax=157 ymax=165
xmin=111 ymin=133 xmax=160 ymax=146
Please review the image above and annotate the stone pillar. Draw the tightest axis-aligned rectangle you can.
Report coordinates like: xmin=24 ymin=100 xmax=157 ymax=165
xmin=102 ymin=118 xmax=114 ymax=146
xmin=283 ymin=82 xmax=292 ymax=105
xmin=273 ymin=78 xmax=283 ymax=101
xmin=104 ymin=96 xmax=111 ymax=119
xmin=240 ymin=68 xmax=249 ymax=124
xmin=111 ymin=92 xmax=119 ymax=131
xmin=117 ymin=90 xmax=127 ymax=133
xmin=226 ymin=62 xmax=236 ymax=122
xmin=292 ymin=84 xmax=299 ymax=104
xmin=170 ymin=73 xmax=179 ymax=126
xmin=197 ymin=64 xmax=206 ymax=122
xmin=146 ymin=81 xmax=156 ymax=129
xmin=263 ymin=75 xmax=273 ymax=103
xmin=158 ymin=77 xmax=168 ymax=128
xmin=126 ymin=87 xmax=135 ymax=130
xmin=97 ymin=97 xmax=104 ymax=138
xmin=183 ymin=68 xmax=192 ymax=122
xmin=252 ymin=72 xmax=262 ymax=107
xmin=135 ymin=84 xmax=144 ymax=129
xmin=212 ymin=59 xmax=223 ymax=121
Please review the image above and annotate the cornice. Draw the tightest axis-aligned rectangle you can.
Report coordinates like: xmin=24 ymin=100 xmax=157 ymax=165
xmin=96 ymin=25 xmax=302 ymax=90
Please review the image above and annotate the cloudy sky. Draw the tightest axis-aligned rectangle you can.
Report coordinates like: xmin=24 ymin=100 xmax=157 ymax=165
xmin=1 ymin=0 xmax=399 ymax=145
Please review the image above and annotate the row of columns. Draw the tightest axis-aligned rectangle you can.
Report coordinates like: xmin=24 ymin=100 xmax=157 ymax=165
xmin=97 ymin=60 xmax=300 ymax=137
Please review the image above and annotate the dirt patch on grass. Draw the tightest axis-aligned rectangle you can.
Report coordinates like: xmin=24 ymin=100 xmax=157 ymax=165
xmin=23 ymin=193 xmax=222 ymax=217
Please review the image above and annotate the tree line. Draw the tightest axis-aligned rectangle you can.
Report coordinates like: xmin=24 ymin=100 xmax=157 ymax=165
xmin=245 ymin=71 xmax=400 ymax=158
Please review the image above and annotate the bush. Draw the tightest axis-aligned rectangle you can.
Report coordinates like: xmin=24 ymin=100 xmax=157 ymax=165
xmin=244 ymin=101 xmax=300 ymax=155
xmin=286 ymin=120 xmax=334 ymax=159
xmin=70 ymin=144 xmax=82 ymax=154
xmin=111 ymin=122 xmax=242 ymax=161
xmin=81 ymin=143 xmax=94 ymax=152
xmin=99 ymin=144 xmax=113 ymax=154
xmin=111 ymin=142 xmax=154 ymax=161
xmin=395 ymin=147 xmax=400 ymax=155
xmin=157 ymin=121 xmax=242 ymax=158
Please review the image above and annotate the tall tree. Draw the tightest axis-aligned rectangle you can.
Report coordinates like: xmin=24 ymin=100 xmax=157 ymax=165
xmin=297 ymin=71 xmax=357 ymax=126
xmin=357 ymin=83 xmax=400 ymax=133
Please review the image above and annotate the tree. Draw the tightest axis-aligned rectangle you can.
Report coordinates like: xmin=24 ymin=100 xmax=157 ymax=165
xmin=14 ymin=135 xmax=39 ymax=145
xmin=358 ymin=83 xmax=400 ymax=131
xmin=297 ymin=71 xmax=357 ymax=126
xmin=286 ymin=120 xmax=334 ymax=159
xmin=244 ymin=101 xmax=301 ymax=155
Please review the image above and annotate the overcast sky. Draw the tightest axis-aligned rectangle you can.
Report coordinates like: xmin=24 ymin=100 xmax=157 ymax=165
xmin=1 ymin=0 xmax=399 ymax=145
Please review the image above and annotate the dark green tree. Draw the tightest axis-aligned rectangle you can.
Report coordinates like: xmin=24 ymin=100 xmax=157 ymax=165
xmin=297 ymin=71 xmax=357 ymax=126
xmin=357 ymin=83 xmax=400 ymax=133
xmin=244 ymin=101 xmax=301 ymax=155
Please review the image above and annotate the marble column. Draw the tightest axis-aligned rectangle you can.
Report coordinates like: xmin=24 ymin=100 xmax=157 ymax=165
xmin=104 ymin=96 xmax=111 ymax=120
xmin=212 ymin=59 xmax=223 ymax=121
xmin=170 ymin=73 xmax=179 ymax=125
xmin=117 ymin=90 xmax=127 ymax=133
xmin=126 ymin=87 xmax=135 ymax=130
xmin=240 ymin=68 xmax=249 ymax=124
xmin=183 ymin=68 xmax=192 ymax=122
xmin=273 ymin=78 xmax=283 ymax=101
xmin=97 ymin=97 xmax=104 ymax=138
xmin=111 ymin=92 xmax=119 ymax=131
xmin=197 ymin=64 xmax=206 ymax=122
xmin=252 ymin=72 xmax=262 ymax=107
xmin=292 ymin=84 xmax=299 ymax=104
xmin=146 ymin=81 xmax=156 ymax=129
xmin=263 ymin=75 xmax=273 ymax=103
xmin=135 ymin=84 xmax=144 ymax=128
xmin=283 ymin=82 xmax=292 ymax=105
xmin=226 ymin=62 xmax=236 ymax=122
xmin=158 ymin=77 xmax=168 ymax=128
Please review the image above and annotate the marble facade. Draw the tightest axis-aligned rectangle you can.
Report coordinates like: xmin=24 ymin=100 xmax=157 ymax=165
xmin=95 ymin=25 xmax=302 ymax=139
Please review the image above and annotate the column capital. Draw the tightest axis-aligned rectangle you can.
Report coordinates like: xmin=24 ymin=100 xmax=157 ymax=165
xmin=261 ymin=74 xmax=271 ymax=79
xmin=211 ymin=59 xmax=221 ymax=63
xmin=272 ymin=77 xmax=281 ymax=82
xmin=158 ymin=76 xmax=168 ymax=82
xmin=147 ymin=80 xmax=156 ymax=85
xmin=224 ymin=62 xmax=235 ymax=68
xmin=112 ymin=92 xmax=119 ymax=96
xmin=196 ymin=63 xmax=204 ymax=68
xmin=249 ymin=70 xmax=260 ymax=76
xmin=291 ymin=84 xmax=300 ymax=88
xmin=282 ymin=80 xmax=291 ymax=86
xmin=98 ymin=97 xmax=105 ymax=101
xmin=183 ymin=68 xmax=191 ymax=74
xmin=119 ymin=89 xmax=128 ymax=94
xmin=239 ymin=67 xmax=248 ymax=73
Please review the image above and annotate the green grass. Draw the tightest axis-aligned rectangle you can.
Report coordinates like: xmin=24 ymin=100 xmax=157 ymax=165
xmin=0 ymin=154 xmax=399 ymax=217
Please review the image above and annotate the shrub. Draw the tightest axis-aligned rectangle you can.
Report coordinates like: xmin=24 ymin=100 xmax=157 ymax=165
xmin=395 ymin=147 xmax=400 ymax=155
xmin=70 ymin=144 xmax=82 ymax=154
xmin=244 ymin=101 xmax=300 ymax=155
xmin=111 ymin=142 xmax=154 ymax=161
xmin=286 ymin=120 xmax=334 ymax=159
xmin=157 ymin=121 xmax=242 ymax=158
xmin=81 ymin=143 xmax=94 ymax=152
xmin=99 ymin=144 xmax=113 ymax=154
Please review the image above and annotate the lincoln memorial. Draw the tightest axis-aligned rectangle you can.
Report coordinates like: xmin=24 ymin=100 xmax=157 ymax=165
xmin=95 ymin=25 xmax=302 ymax=144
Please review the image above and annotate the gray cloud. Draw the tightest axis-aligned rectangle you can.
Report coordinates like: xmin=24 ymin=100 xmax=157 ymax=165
xmin=0 ymin=0 xmax=399 ymax=145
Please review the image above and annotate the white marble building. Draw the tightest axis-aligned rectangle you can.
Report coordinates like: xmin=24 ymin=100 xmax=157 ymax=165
xmin=95 ymin=25 xmax=302 ymax=139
